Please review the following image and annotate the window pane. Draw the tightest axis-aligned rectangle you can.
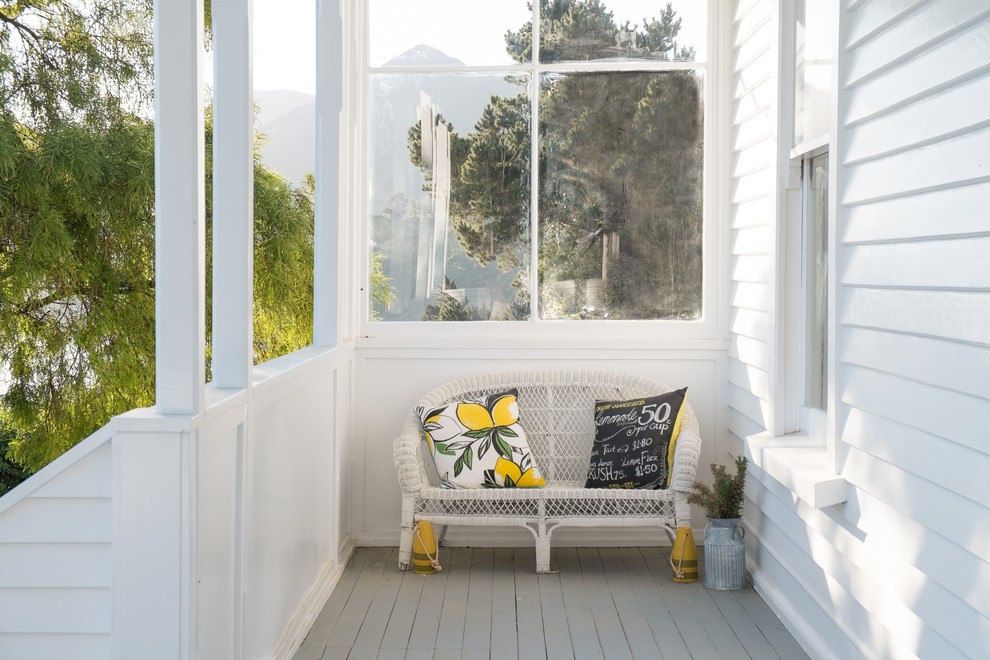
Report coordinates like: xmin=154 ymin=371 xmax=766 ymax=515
xmin=794 ymin=0 xmax=832 ymax=145
xmin=370 ymin=0 xmax=530 ymax=67
xmin=370 ymin=73 xmax=531 ymax=321
xmin=538 ymin=0 xmax=706 ymax=63
xmin=805 ymin=152 xmax=828 ymax=409
xmin=538 ymin=71 xmax=703 ymax=320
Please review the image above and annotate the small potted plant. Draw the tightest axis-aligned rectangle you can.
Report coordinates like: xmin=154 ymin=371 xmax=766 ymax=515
xmin=687 ymin=456 xmax=748 ymax=589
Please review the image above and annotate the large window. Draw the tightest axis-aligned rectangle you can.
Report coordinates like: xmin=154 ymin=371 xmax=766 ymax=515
xmin=368 ymin=1 xmax=707 ymax=322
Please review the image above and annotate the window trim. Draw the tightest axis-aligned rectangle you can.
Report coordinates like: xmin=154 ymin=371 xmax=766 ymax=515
xmin=351 ymin=0 xmax=724 ymax=340
xmin=748 ymin=0 xmax=846 ymax=508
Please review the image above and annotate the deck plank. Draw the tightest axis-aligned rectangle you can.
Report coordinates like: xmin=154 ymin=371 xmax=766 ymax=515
xmin=639 ymin=546 xmax=722 ymax=658
xmin=709 ymin=586 xmax=782 ymax=659
xmin=733 ymin=588 xmax=811 ymax=659
xmin=296 ymin=548 xmax=371 ymax=654
xmin=325 ymin=549 xmax=390 ymax=649
xmin=407 ymin=548 xmax=453 ymax=649
xmin=617 ymin=547 xmax=692 ymax=660
xmin=598 ymin=547 xmax=663 ymax=660
xmin=514 ymin=548 xmax=548 ymax=660
xmin=490 ymin=548 xmax=519 ymax=660
xmin=352 ymin=549 xmax=404 ymax=651
xmin=435 ymin=548 xmax=472 ymax=649
xmin=537 ymin=556 xmax=574 ymax=660
xmin=556 ymin=548 xmax=604 ymax=660
xmin=298 ymin=546 xmax=807 ymax=660
xmin=577 ymin=548 xmax=632 ymax=660
xmin=462 ymin=548 xmax=494 ymax=651
xmin=379 ymin=563 xmax=426 ymax=650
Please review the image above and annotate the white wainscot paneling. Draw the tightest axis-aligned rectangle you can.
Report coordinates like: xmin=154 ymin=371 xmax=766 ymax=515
xmin=249 ymin=367 xmax=336 ymax=658
xmin=355 ymin=351 xmax=722 ymax=543
xmin=197 ymin=420 xmax=241 ymax=660
xmin=0 ymin=634 xmax=110 ymax=660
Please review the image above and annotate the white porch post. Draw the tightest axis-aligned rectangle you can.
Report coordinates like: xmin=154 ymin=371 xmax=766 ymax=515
xmin=314 ymin=0 xmax=342 ymax=345
xmin=113 ymin=2 xmax=203 ymax=660
xmin=211 ymin=2 xmax=254 ymax=659
xmin=154 ymin=0 xmax=207 ymax=412
xmin=212 ymin=0 xmax=254 ymax=388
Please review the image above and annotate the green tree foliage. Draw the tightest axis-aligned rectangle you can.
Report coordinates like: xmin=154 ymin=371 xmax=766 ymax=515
xmin=0 ymin=0 xmax=313 ymax=476
xmin=0 ymin=0 xmax=155 ymax=128
xmin=0 ymin=415 xmax=28 ymax=496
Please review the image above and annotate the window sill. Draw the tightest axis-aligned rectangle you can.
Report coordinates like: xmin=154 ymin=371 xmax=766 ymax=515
xmin=743 ymin=432 xmax=847 ymax=508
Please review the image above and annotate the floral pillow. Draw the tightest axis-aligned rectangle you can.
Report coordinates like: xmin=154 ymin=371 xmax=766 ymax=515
xmin=417 ymin=389 xmax=546 ymax=489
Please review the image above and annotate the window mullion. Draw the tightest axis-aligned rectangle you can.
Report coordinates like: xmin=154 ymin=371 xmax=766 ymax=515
xmin=528 ymin=0 xmax=540 ymax=321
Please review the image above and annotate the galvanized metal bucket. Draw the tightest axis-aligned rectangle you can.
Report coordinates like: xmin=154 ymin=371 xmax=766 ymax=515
xmin=703 ymin=518 xmax=746 ymax=590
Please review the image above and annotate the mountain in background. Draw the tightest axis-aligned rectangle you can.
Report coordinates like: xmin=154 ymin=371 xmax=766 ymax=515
xmin=254 ymin=45 xmax=469 ymax=187
xmin=254 ymin=89 xmax=315 ymax=187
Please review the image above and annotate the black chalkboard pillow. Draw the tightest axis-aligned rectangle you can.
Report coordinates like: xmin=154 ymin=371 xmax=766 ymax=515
xmin=584 ymin=388 xmax=688 ymax=489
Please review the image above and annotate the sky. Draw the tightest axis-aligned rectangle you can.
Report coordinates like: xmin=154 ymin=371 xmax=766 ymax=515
xmin=251 ymin=0 xmax=708 ymax=94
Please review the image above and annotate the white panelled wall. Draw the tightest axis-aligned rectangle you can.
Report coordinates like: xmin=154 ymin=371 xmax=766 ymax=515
xmin=0 ymin=0 xmax=988 ymax=659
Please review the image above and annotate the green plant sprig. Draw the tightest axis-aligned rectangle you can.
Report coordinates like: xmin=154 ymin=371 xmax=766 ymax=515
xmin=687 ymin=455 xmax=748 ymax=519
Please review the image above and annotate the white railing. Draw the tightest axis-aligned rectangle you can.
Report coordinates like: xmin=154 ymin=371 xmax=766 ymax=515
xmin=0 ymin=344 xmax=354 ymax=660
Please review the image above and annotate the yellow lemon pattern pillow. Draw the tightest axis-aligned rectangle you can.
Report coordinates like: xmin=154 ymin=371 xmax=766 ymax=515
xmin=417 ymin=389 xmax=546 ymax=489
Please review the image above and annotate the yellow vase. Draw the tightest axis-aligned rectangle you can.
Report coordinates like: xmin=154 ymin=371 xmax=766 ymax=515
xmin=670 ymin=526 xmax=698 ymax=583
xmin=412 ymin=521 xmax=441 ymax=574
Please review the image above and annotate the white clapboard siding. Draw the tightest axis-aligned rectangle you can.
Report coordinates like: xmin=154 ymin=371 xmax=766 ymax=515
xmin=0 ymin=433 xmax=113 ymax=659
xmin=727 ymin=0 xmax=776 ymax=445
xmin=729 ymin=1 xmax=990 ymax=657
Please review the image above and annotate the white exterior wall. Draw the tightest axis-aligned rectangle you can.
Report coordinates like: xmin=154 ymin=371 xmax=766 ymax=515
xmin=0 ymin=433 xmax=113 ymax=660
xmin=727 ymin=0 xmax=779 ymax=444
xmin=731 ymin=1 xmax=990 ymax=658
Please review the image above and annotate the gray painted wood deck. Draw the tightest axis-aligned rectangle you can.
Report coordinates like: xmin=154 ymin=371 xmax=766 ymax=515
xmin=293 ymin=546 xmax=808 ymax=660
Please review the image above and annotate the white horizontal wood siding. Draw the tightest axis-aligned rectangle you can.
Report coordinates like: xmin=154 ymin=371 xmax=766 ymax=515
xmin=727 ymin=0 xmax=777 ymax=444
xmin=833 ymin=0 xmax=990 ymax=655
xmin=0 ymin=439 xmax=113 ymax=660
xmin=738 ymin=1 xmax=990 ymax=658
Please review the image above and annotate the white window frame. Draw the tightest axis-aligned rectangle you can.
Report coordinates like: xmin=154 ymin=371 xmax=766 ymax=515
xmin=344 ymin=0 xmax=727 ymax=344
xmin=748 ymin=0 xmax=846 ymax=509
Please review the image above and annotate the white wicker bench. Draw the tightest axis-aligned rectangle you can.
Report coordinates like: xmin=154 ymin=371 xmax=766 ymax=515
xmin=393 ymin=371 xmax=702 ymax=573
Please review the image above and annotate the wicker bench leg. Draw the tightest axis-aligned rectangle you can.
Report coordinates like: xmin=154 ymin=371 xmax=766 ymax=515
xmin=398 ymin=495 xmax=415 ymax=571
xmin=535 ymin=535 xmax=552 ymax=574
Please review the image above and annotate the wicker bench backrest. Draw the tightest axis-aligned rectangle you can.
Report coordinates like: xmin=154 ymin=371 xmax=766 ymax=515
xmin=409 ymin=372 xmax=679 ymax=484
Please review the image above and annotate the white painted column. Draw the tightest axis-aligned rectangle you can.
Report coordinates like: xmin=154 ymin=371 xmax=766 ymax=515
xmin=114 ymin=2 xmax=204 ymax=659
xmin=212 ymin=0 xmax=254 ymax=388
xmin=210 ymin=4 xmax=254 ymax=660
xmin=314 ymin=0 xmax=342 ymax=346
xmin=154 ymin=0 xmax=206 ymax=414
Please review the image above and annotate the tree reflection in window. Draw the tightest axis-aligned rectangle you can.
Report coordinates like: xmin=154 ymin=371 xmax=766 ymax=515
xmin=370 ymin=1 xmax=704 ymax=321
